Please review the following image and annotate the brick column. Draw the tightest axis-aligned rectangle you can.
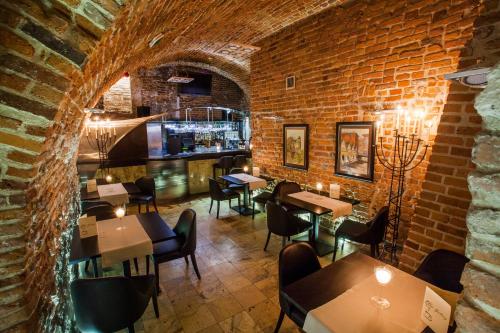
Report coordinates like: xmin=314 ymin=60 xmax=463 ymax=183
xmin=455 ymin=63 xmax=500 ymax=332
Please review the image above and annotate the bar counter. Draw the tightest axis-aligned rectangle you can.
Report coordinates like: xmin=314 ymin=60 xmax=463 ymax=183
xmin=77 ymin=149 xmax=251 ymax=202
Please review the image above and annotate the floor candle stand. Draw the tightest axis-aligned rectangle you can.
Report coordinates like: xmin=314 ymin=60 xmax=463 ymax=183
xmin=375 ymin=130 xmax=429 ymax=263
xmin=85 ymin=119 xmax=116 ymax=178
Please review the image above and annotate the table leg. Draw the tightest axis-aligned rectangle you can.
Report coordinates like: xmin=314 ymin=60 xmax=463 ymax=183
xmin=123 ymin=260 xmax=131 ymax=277
xmin=293 ymin=214 xmax=336 ymax=257
xmin=92 ymin=257 xmax=99 ymax=277
xmin=230 ymin=184 xmax=260 ymax=216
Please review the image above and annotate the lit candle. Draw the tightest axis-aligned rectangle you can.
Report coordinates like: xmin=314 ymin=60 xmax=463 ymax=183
xmin=316 ymin=182 xmax=323 ymax=193
xmin=243 ymin=166 xmax=249 ymax=173
xmin=115 ymin=207 xmax=125 ymax=219
xmin=105 ymin=174 xmax=112 ymax=183
xmin=375 ymin=266 xmax=393 ymax=285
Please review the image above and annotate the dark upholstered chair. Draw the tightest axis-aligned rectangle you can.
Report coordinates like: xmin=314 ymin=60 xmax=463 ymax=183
xmin=147 ymin=209 xmax=200 ymax=293
xmin=264 ymin=201 xmax=312 ymax=250
xmin=275 ymin=243 xmax=321 ymax=332
xmin=232 ymin=155 xmax=247 ymax=168
xmin=274 ymin=181 xmax=309 ymax=215
xmin=252 ymin=181 xmax=284 ymax=219
xmin=71 ymin=275 xmax=158 ymax=333
xmin=332 ymin=206 xmax=389 ymax=261
xmin=129 ymin=177 xmax=158 ymax=213
xmin=83 ymin=203 xmax=115 ymax=221
xmin=208 ymin=178 xmax=240 ymax=218
xmin=212 ymin=156 xmax=233 ymax=178
xmin=414 ymin=249 xmax=469 ymax=293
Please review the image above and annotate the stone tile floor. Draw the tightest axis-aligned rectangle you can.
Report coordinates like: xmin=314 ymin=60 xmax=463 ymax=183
xmin=77 ymin=196 xmax=365 ymax=333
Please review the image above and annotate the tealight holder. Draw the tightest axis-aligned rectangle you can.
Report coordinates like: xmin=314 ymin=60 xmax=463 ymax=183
xmin=371 ymin=265 xmax=393 ymax=310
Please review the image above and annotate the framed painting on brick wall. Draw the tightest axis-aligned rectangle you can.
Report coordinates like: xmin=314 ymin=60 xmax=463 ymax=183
xmin=335 ymin=121 xmax=375 ymax=181
xmin=283 ymin=124 xmax=309 ymax=170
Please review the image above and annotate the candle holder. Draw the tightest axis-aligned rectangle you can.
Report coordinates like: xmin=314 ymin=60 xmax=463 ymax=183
xmin=371 ymin=266 xmax=393 ymax=310
xmin=375 ymin=129 xmax=429 ymax=263
xmin=85 ymin=117 xmax=117 ymax=178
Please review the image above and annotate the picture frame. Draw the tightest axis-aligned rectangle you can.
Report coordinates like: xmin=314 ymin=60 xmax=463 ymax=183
xmin=335 ymin=121 xmax=375 ymax=182
xmin=285 ymin=75 xmax=295 ymax=90
xmin=283 ymin=124 xmax=309 ymax=170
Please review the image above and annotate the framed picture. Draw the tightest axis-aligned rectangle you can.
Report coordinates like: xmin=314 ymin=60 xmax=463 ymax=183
xmin=335 ymin=121 xmax=375 ymax=182
xmin=283 ymin=124 xmax=309 ymax=170
xmin=285 ymin=75 xmax=295 ymax=90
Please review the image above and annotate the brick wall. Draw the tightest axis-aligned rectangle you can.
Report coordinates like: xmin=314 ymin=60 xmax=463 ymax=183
xmin=103 ymin=76 xmax=132 ymax=114
xmin=130 ymin=65 xmax=248 ymax=117
xmin=250 ymin=0 xmax=498 ymax=263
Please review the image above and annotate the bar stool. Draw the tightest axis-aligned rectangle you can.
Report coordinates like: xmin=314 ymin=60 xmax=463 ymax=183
xmin=232 ymin=155 xmax=247 ymax=168
xmin=212 ymin=156 xmax=233 ymax=178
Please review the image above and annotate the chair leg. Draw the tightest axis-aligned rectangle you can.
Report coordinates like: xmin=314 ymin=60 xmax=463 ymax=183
xmin=92 ymin=257 xmax=98 ymax=277
xmin=146 ymin=255 xmax=150 ymax=275
xmin=128 ymin=325 xmax=135 ymax=333
xmin=237 ymin=196 xmax=241 ymax=215
xmin=184 ymin=256 xmax=189 ymax=264
xmin=146 ymin=202 xmax=150 ymax=213
xmin=216 ymin=201 xmax=220 ymax=219
xmin=190 ymin=254 xmax=201 ymax=280
xmin=370 ymin=243 xmax=376 ymax=257
xmin=154 ymin=259 xmax=160 ymax=295
xmin=281 ymin=236 xmax=286 ymax=248
xmin=264 ymin=231 xmax=271 ymax=251
xmin=341 ymin=238 xmax=345 ymax=251
xmin=209 ymin=199 xmax=213 ymax=213
xmin=152 ymin=286 xmax=160 ymax=318
xmin=252 ymin=200 xmax=256 ymax=219
xmin=229 ymin=199 xmax=231 ymax=208
xmin=332 ymin=237 xmax=339 ymax=262
xmin=274 ymin=310 xmax=285 ymax=333
xmin=134 ymin=258 xmax=139 ymax=274
xmin=153 ymin=199 xmax=159 ymax=213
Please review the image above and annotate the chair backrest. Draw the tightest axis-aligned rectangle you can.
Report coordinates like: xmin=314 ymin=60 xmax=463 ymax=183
xmin=217 ymin=156 xmax=234 ymax=169
xmin=414 ymin=249 xmax=469 ymax=293
xmin=275 ymin=181 xmax=302 ymax=202
xmin=208 ymin=178 xmax=225 ymax=200
xmin=84 ymin=204 xmax=116 ymax=221
xmin=266 ymin=200 xmax=295 ymax=236
xmin=135 ymin=176 xmax=156 ymax=197
xmin=229 ymin=168 xmax=244 ymax=174
xmin=270 ymin=180 xmax=286 ymax=201
xmin=367 ymin=206 xmax=389 ymax=242
xmin=233 ymin=155 xmax=247 ymax=168
xmin=173 ymin=209 xmax=197 ymax=254
xmin=278 ymin=243 xmax=321 ymax=313
xmin=71 ymin=275 xmax=155 ymax=332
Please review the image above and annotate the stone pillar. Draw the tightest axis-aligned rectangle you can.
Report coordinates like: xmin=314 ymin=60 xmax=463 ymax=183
xmin=455 ymin=63 xmax=500 ymax=332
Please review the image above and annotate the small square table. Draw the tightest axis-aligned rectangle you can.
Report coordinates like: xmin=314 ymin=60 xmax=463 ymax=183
xmin=70 ymin=212 xmax=176 ymax=277
xmin=81 ymin=182 xmax=141 ymax=204
xmin=219 ymin=173 xmax=267 ymax=216
xmin=282 ymin=191 xmax=353 ymax=256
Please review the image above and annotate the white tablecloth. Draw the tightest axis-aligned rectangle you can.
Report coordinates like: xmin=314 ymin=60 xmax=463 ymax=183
xmin=228 ymin=173 xmax=267 ymax=190
xmin=97 ymin=215 xmax=153 ymax=267
xmin=288 ymin=191 xmax=352 ymax=219
xmin=97 ymin=183 xmax=129 ymax=206
xmin=303 ymin=266 xmax=459 ymax=333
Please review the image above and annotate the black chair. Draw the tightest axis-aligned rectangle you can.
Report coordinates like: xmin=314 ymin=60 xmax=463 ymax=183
xmin=129 ymin=177 xmax=158 ymax=213
xmin=252 ymin=181 xmax=284 ymax=219
xmin=83 ymin=203 xmax=115 ymax=221
xmin=71 ymin=275 xmax=159 ymax=333
xmin=332 ymin=206 xmax=389 ymax=261
xmin=232 ymin=155 xmax=247 ymax=168
xmin=414 ymin=249 xmax=469 ymax=293
xmin=147 ymin=209 xmax=201 ymax=293
xmin=274 ymin=243 xmax=321 ymax=332
xmin=212 ymin=156 xmax=233 ymax=178
xmin=208 ymin=178 xmax=240 ymax=218
xmin=274 ymin=181 xmax=309 ymax=215
xmin=264 ymin=201 xmax=312 ymax=250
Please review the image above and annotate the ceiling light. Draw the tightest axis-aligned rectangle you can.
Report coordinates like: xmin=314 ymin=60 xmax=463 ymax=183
xmin=444 ymin=67 xmax=490 ymax=88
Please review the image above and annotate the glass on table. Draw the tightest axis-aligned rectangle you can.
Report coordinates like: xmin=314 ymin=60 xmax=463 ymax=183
xmin=371 ymin=265 xmax=393 ymax=310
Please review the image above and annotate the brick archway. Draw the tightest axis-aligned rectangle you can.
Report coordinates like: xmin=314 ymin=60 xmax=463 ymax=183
xmin=0 ymin=1 xmax=350 ymax=330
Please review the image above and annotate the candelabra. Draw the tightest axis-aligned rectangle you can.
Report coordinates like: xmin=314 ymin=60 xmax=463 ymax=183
xmin=375 ymin=107 xmax=431 ymax=263
xmin=85 ymin=117 xmax=116 ymax=178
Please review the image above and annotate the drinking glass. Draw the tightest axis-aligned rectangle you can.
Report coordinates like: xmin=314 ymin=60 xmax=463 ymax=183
xmin=370 ymin=266 xmax=392 ymax=310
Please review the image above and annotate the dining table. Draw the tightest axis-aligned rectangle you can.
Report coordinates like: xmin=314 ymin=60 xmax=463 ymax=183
xmin=282 ymin=191 xmax=359 ymax=256
xmin=282 ymin=252 xmax=457 ymax=333
xmin=80 ymin=181 xmax=142 ymax=202
xmin=70 ymin=212 xmax=176 ymax=277
xmin=219 ymin=173 xmax=267 ymax=216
